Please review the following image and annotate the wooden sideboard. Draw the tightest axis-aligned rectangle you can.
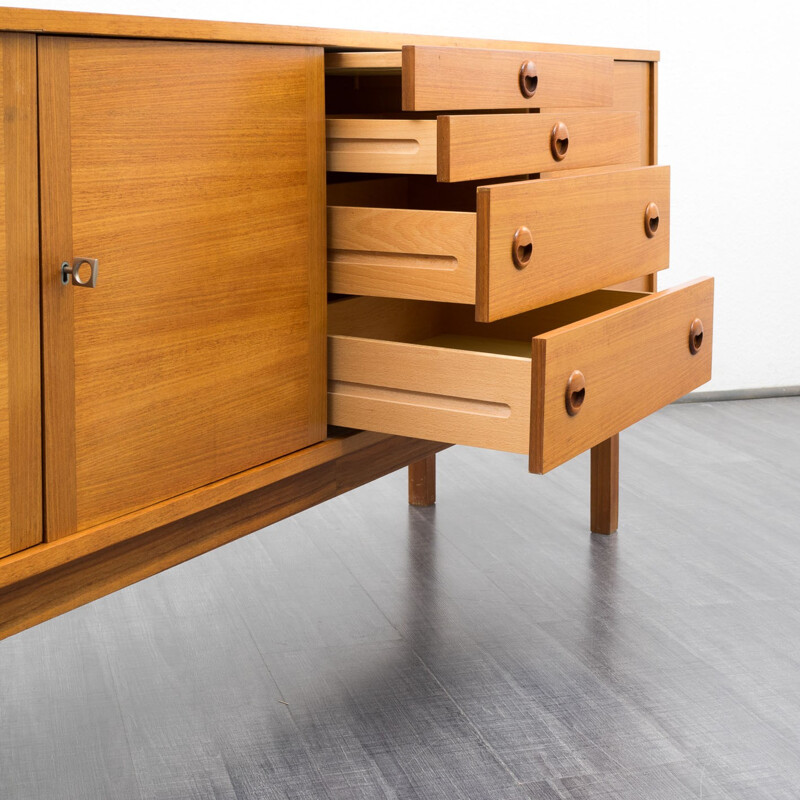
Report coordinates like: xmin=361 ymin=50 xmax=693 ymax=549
xmin=0 ymin=7 xmax=713 ymax=641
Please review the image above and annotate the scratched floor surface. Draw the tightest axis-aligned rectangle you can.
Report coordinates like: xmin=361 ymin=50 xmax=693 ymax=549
xmin=1 ymin=397 xmax=799 ymax=799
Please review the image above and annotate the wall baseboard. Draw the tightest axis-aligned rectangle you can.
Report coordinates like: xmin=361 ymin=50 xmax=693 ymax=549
xmin=675 ymin=386 xmax=800 ymax=403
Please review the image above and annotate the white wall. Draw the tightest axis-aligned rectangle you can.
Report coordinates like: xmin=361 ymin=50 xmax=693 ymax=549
xmin=11 ymin=0 xmax=800 ymax=392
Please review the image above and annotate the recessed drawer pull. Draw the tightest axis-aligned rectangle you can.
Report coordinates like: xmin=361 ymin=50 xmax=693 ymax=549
xmin=551 ymin=121 xmax=569 ymax=161
xmin=645 ymin=201 xmax=660 ymax=237
xmin=512 ymin=226 xmax=533 ymax=270
xmin=689 ymin=318 xmax=704 ymax=354
xmin=327 ymin=137 xmax=421 ymax=156
xmin=565 ymin=370 xmax=586 ymax=416
xmin=519 ymin=60 xmax=538 ymax=98
xmin=326 ymin=118 xmax=437 ymax=175
xmin=330 ymin=380 xmax=512 ymax=419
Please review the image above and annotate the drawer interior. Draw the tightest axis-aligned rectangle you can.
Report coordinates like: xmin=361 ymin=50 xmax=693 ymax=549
xmin=327 ymin=174 xmax=518 ymax=212
xmin=324 ymin=47 xmax=614 ymax=114
xmin=326 ymin=54 xmax=404 ymax=116
xmin=329 ymin=290 xmax=643 ymax=349
xmin=326 ymin=112 xmax=641 ymax=181
xmin=329 ymin=278 xmax=713 ymax=472
xmin=327 ymin=170 xmax=667 ymax=316
xmin=416 ymin=334 xmax=532 ymax=358
xmin=328 ymin=289 xmax=647 ymax=350
xmin=328 ymin=291 xmax=644 ymax=457
xmin=326 ymin=175 xmax=518 ymax=307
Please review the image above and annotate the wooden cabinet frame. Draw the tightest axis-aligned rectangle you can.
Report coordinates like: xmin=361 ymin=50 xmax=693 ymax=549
xmin=0 ymin=7 xmax=666 ymax=641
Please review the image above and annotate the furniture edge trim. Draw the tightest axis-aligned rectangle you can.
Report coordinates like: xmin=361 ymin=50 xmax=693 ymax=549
xmin=0 ymin=432 xmax=450 ymax=640
xmin=0 ymin=7 xmax=659 ymax=61
xmin=0 ymin=431 xmax=445 ymax=590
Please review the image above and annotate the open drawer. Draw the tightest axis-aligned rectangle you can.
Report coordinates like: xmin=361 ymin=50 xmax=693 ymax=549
xmin=328 ymin=278 xmax=714 ymax=473
xmin=329 ymin=166 xmax=670 ymax=321
xmin=325 ymin=46 xmax=614 ymax=111
xmin=326 ymin=110 xmax=640 ymax=182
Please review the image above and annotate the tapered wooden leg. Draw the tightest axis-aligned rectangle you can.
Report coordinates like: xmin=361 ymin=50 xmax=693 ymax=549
xmin=591 ymin=434 xmax=619 ymax=534
xmin=408 ymin=454 xmax=436 ymax=506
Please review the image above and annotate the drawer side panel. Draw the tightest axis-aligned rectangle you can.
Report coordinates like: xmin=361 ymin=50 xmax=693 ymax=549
xmin=329 ymin=335 xmax=530 ymax=452
xmin=328 ymin=206 xmax=477 ymax=303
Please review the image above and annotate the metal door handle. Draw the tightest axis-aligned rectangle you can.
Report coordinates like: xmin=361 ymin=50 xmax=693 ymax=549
xmin=62 ymin=258 xmax=99 ymax=288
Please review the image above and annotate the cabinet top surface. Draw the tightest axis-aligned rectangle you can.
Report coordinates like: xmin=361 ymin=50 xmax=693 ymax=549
xmin=0 ymin=6 xmax=658 ymax=60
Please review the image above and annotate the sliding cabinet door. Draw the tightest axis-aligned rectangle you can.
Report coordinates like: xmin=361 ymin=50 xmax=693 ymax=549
xmin=39 ymin=37 xmax=326 ymax=540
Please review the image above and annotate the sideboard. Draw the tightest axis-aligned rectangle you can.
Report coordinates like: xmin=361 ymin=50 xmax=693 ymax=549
xmin=0 ymin=7 xmax=713 ymax=640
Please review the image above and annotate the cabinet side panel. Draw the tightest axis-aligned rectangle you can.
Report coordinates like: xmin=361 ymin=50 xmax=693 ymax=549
xmin=613 ymin=60 xmax=652 ymax=167
xmin=41 ymin=39 xmax=327 ymax=537
xmin=0 ymin=36 xmax=9 ymax=555
xmin=0 ymin=33 xmax=42 ymax=555
xmin=602 ymin=59 xmax=657 ymax=293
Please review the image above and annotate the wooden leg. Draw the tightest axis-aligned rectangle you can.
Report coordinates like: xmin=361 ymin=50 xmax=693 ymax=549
xmin=408 ymin=454 xmax=436 ymax=506
xmin=591 ymin=434 xmax=619 ymax=534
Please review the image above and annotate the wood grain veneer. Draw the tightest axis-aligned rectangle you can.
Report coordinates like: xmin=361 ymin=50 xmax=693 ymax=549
xmin=0 ymin=7 xmax=677 ymax=637
xmin=328 ymin=166 xmax=668 ymax=320
xmin=326 ymin=118 xmax=438 ymax=174
xmin=0 ymin=7 xmax=659 ymax=60
xmin=408 ymin=454 xmax=436 ymax=506
xmin=591 ymin=435 xmax=619 ymax=534
xmin=328 ymin=205 xmax=477 ymax=303
xmin=327 ymin=112 xmax=640 ymax=182
xmin=476 ymin=166 xmax=670 ymax=320
xmin=401 ymin=46 xmax=614 ymax=111
xmin=39 ymin=38 xmax=326 ymax=540
xmin=329 ymin=333 xmax=533 ymax=452
xmin=0 ymin=431 xmax=448 ymax=640
xmin=0 ymin=33 xmax=41 ymax=557
xmin=531 ymin=278 xmax=714 ymax=472
xmin=439 ymin=111 xmax=641 ymax=182
xmin=329 ymin=280 xmax=713 ymax=474
xmin=327 ymin=292 xmax=633 ymax=457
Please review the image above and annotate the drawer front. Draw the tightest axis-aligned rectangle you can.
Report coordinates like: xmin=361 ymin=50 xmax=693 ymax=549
xmin=329 ymin=279 xmax=713 ymax=474
xmin=327 ymin=112 xmax=640 ymax=182
xmin=402 ymin=46 xmax=614 ymax=111
xmin=477 ymin=166 xmax=670 ymax=321
xmin=531 ymin=278 xmax=714 ymax=472
xmin=328 ymin=166 xmax=669 ymax=320
xmin=440 ymin=111 xmax=640 ymax=182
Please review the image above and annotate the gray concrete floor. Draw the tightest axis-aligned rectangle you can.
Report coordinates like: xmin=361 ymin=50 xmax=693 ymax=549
xmin=1 ymin=398 xmax=799 ymax=799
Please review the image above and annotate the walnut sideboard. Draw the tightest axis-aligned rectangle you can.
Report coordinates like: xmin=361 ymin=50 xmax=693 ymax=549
xmin=0 ymin=8 xmax=713 ymax=640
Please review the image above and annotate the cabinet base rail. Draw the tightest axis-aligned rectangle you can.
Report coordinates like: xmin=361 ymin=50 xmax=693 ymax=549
xmin=0 ymin=428 xmax=623 ymax=641
xmin=0 ymin=432 xmax=447 ymax=641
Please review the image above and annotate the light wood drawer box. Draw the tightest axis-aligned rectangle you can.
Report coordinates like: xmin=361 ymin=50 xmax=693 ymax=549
xmin=326 ymin=46 xmax=615 ymax=111
xmin=326 ymin=111 xmax=641 ymax=182
xmin=328 ymin=277 xmax=713 ymax=473
xmin=329 ymin=166 xmax=669 ymax=322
